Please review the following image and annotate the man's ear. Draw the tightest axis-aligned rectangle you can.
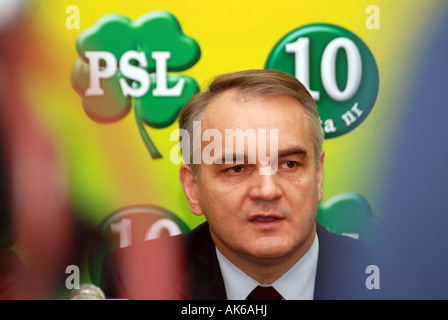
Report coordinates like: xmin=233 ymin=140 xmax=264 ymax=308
xmin=316 ymin=150 xmax=325 ymax=203
xmin=179 ymin=164 xmax=203 ymax=216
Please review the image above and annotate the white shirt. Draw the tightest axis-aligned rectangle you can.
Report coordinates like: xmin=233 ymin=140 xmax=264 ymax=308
xmin=215 ymin=233 xmax=319 ymax=300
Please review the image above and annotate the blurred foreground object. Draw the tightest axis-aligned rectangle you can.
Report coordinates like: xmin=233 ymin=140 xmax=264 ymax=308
xmin=0 ymin=0 xmax=29 ymax=31
xmin=0 ymin=248 xmax=26 ymax=299
xmin=0 ymin=0 xmax=75 ymax=299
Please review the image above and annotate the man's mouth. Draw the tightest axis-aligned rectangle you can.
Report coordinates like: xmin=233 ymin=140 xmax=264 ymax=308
xmin=248 ymin=214 xmax=284 ymax=229
xmin=251 ymin=216 xmax=279 ymax=222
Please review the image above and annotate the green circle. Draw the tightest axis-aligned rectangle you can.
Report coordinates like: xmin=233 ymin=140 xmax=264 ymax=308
xmin=88 ymin=205 xmax=190 ymax=286
xmin=265 ymin=23 xmax=379 ymax=138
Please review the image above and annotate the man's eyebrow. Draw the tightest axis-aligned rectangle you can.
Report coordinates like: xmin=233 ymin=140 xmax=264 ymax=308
xmin=278 ymin=145 xmax=308 ymax=158
xmin=213 ymin=147 xmax=308 ymax=163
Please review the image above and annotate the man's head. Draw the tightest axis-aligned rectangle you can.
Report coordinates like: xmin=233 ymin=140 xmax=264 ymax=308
xmin=178 ymin=69 xmax=325 ymax=280
xmin=179 ymin=69 xmax=324 ymax=179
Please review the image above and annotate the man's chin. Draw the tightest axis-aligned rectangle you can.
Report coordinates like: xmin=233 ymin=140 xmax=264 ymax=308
xmin=244 ymin=238 xmax=295 ymax=262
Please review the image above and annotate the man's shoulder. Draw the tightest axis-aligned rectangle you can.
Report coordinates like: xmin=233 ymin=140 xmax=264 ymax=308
xmin=316 ymin=222 xmax=372 ymax=254
xmin=315 ymin=222 xmax=379 ymax=299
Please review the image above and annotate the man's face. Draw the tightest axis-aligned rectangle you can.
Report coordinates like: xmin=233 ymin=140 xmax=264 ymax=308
xmin=181 ymin=89 xmax=324 ymax=266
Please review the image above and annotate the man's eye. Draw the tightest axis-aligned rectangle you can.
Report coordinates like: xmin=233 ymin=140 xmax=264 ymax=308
xmin=280 ymin=161 xmax=298 ymax=169
xmin=226 ymin=166 xmax=244 ymax=173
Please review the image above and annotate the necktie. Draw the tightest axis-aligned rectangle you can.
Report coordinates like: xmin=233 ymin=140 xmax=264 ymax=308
xmin=246 ymin=286 xmax=283 ymax=300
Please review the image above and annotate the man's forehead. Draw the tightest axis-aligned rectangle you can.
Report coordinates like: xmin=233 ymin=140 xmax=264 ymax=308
xmin=202 ymin=90 xmax=305 ymax=127
xmin=202 ymin=89 xmax=244 ymax=121
xmin=198 ymin=92 xmax=313 ymax=155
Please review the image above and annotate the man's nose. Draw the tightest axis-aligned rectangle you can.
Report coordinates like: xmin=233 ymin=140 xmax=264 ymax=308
xmin=249 ymin=167 xmax=282 ymax=202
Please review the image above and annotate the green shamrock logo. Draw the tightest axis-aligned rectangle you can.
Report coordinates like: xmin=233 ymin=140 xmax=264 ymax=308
xmin=71 ymin=11 xmax=201 ymax=159
xmin=316 ymin=192 xmax=379 ymax=245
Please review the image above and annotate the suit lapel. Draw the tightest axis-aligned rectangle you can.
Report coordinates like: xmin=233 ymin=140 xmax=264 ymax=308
xmin=175 ymin=222 xmax=227 ymax=300
xmin=313 ymin=223 xmax=334 ymax=300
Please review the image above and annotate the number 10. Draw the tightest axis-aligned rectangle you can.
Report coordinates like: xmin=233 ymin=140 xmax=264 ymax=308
xmin=110 ymin=218 xmax=182 ymax=248
xmin=286 ymin=37 xmax=362 ymax=102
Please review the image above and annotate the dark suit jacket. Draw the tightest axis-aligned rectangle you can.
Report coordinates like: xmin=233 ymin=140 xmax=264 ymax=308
xmin=101 ymin=221 xmax=378 ymax=300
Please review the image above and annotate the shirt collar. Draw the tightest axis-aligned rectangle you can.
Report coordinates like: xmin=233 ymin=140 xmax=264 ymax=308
xmin=215 ymin=233 xmax=319 ymax=300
